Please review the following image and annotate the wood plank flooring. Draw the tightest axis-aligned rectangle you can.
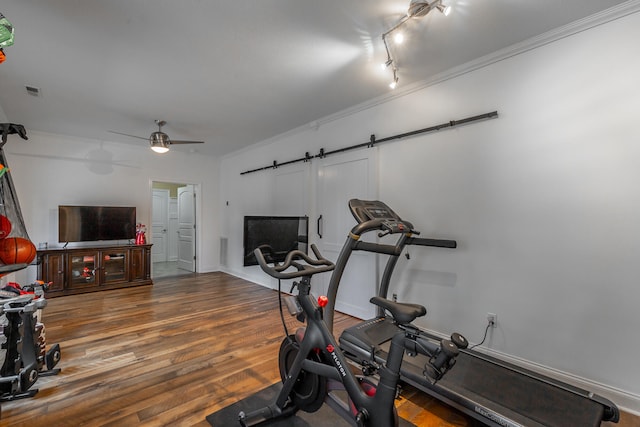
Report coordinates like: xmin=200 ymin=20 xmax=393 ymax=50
xmin=0 ymin=272 xmax=637 ymax=426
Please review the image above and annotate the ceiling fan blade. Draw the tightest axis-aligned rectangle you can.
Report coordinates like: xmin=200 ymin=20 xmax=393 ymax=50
xmin=169 ymin=140 xmax=205 ymax=145
xmin=107 ymin=130 xmax=149 ymax=140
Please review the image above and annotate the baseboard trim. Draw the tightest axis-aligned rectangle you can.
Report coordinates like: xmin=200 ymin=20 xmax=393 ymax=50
xmin=220 ymin=267 xmax=278 ymax=291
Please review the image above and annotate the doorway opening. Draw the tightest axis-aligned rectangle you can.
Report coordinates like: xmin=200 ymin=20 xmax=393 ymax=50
xmin=151 ymin=181 xmax=198 ymax=279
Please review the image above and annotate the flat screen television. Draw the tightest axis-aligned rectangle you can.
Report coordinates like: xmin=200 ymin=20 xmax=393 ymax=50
xmin=243 ymin=216 xmax=308 ymax=266
xmin=59 ymin=205 xmax=137 ymax=243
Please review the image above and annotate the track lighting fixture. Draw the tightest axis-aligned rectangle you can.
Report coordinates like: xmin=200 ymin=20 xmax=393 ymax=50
xmin=380 ymin=0 xmax=451 ymax=89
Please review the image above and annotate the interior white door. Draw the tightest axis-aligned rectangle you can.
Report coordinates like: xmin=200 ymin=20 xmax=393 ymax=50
xmin=177 ymin=185 xmax=196 ymax=272
xmin=316 ymin=148 xmax=378 ymax=319
xmin=151 ymin=189 xmax=169 ymax=263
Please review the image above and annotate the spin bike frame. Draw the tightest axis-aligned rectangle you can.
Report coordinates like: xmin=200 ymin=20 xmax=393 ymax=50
xmin=239 ymin=245 xmax=459 ymax=427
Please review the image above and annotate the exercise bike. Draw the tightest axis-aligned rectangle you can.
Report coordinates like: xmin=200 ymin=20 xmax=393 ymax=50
xmin=238 ymin=244 xmax=468 ymax=427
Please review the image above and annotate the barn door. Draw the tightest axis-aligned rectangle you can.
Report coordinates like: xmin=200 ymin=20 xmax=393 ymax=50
xmin=316 ymin=148 xmax=378 ymax=319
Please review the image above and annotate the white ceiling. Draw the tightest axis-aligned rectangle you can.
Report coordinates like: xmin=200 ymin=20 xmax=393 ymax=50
xmin=0 ymin=0 xmax=630 ymax=156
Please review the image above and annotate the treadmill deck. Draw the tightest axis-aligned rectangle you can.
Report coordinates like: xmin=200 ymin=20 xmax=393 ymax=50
xmin=339 ymin=317 xmax=615 ymax=427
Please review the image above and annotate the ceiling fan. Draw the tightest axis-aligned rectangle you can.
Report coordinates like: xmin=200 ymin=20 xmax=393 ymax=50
xmin=108 ymin=119 xmax=204 ymax=153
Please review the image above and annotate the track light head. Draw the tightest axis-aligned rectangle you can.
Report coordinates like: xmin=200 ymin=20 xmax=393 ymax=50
xmin=408 ymin=0 xmax=451 ymax=18
xmin=389 ymin=69 xmax=399 ymax=89
xmin=408 ymin=0 xmax=431 ymax=17
xmin=381 ymin=58 xmax=393 ymax=70
xmin=436 ymin=3 xmax=452 ymax=16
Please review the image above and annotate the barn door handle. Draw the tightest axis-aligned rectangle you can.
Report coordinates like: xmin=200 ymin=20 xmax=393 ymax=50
xmin=317 ymin=215 xmax=323 ymax=239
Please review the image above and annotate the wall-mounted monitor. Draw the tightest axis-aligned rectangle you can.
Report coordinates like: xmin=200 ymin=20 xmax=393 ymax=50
xmin=59 ymin=205 xmax=137 ymax=243
xmin=243 ymin=216 xmax=308 ymax=266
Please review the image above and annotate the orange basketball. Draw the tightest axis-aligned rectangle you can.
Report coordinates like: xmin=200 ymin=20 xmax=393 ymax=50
xmin=0 ymin=237 xmax=37 ymax=265
xmin=0 ymin=215 xmax=11 ymax=239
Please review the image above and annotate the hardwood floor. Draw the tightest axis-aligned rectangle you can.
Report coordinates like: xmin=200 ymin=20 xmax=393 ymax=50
xmin=152 ymin=261 xmax=195 ymax=279
xmin=0 ymin=272 xmax=637 ymax=426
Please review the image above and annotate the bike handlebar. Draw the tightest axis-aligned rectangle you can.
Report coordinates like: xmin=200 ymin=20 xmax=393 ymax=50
xmin=253 ymin=244 xmax=335 ymax=280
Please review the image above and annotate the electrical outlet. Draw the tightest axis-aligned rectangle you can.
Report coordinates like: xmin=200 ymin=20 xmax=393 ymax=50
xmin=487 ymin=312 xmax=497 ymax=328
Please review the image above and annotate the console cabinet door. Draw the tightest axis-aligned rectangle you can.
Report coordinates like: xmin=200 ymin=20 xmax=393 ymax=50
xmin=101 ymin=250 xmax=128 ymax=285
xmin=68 ymin=251 xmax=99 ymax=289
xmin=130 ymin=247 xmax=146 ymax=281
xmin=41 ymin=252 xmax=66 ymax=293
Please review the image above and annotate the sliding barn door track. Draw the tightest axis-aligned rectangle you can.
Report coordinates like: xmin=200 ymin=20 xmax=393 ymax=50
xmin=240 ymin=111 xmax=498 ymax=175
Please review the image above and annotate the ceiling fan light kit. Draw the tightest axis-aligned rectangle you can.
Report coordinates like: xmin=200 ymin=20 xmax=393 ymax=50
xmin=108 ymin=119 xmax=204 ymax=154
xmin=149 ymin=120 xmax=170 ymax=153
xmin=150 ymin=134 xmax=170 ymax=153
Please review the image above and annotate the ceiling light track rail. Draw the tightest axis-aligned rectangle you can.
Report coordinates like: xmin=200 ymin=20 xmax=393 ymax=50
xmin=240 ymin=110 xmax=498 ymax=175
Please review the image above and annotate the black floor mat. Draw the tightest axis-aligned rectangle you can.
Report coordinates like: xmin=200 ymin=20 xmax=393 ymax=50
xmin=206 ymin=382 xmax=416 ymax=426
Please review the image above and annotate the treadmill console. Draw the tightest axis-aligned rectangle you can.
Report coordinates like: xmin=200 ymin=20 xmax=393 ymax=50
xmin=348 ymin=199 xmax=412 ymax=234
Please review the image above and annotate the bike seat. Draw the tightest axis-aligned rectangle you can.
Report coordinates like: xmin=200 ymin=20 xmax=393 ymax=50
xmin=370 ymin=296 xmax=426 ymax=325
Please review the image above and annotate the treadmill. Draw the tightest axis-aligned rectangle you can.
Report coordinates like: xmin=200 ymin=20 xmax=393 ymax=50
xmin=324 ymin=199 xmax=619 ymax=427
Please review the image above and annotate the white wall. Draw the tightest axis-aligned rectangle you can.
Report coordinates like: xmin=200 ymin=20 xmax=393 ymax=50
xmin=219 ymin=9 xmax=640 ymax=412
xmin=3 ymin=130 xmax=221 ymax=281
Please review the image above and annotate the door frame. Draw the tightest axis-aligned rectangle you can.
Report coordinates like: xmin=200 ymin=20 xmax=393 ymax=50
xmin=150 ymin=180 xmax=201 ymax=276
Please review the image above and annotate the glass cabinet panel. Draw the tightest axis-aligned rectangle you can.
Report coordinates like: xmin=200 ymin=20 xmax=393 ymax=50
xmin=103 ymin=251 xmax=126 ymax=283
xmin=70 ymin=253 xmax=97 ymax=286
